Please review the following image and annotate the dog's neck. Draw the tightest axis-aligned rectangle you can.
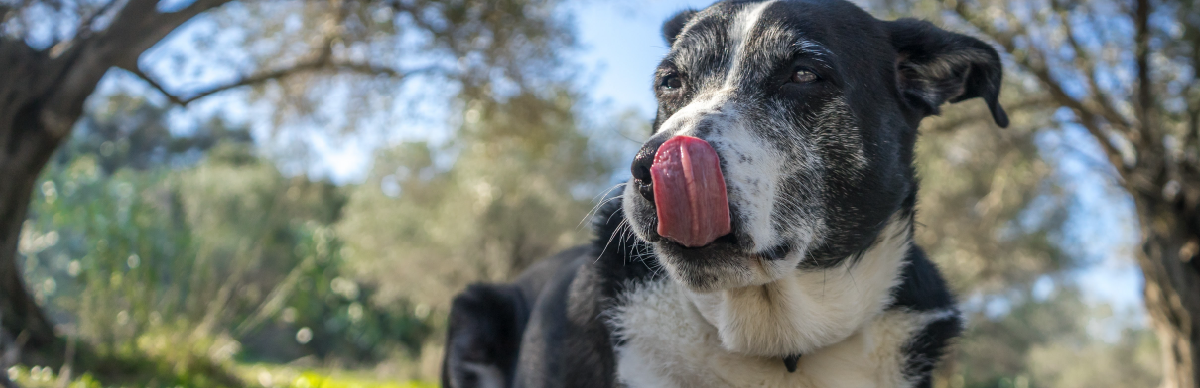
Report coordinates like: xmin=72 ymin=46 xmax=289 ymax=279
xmin=685 ymin=213 xmax=914 ymax=357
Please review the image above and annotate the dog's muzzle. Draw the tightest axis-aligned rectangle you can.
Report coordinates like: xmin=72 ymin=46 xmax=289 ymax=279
xmin=630 ymin=136 xmax=731 ymax=247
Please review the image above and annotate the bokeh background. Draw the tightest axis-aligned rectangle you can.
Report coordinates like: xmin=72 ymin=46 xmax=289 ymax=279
xmin=1 ymin=0 xmax=1189 ymax=387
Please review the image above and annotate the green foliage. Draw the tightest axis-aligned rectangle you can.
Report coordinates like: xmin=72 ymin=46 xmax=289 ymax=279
xmin=15 ymin=85 xmax=614 ymax=381
xmin=905 ymin=81 xmax=1162 ymax=388
xmin=18 ymin=97 xmax=439 ymax=384
xmin=196 ymin=0 xmax=579 ymax=133
xmin=948 ymin=286 xmax=1160 ymax=388
xmin=336 ymin=87 xmax=617 ymax=313
xmin=285 ymin=371 xmax=434 ymax=388
xmin=7 ymin=328 xmax=245 ymax=388
xmin=914 ymin=82 xmax=1070 ymax=295
xmin=7 ymin=0 xmax=593 ymax=383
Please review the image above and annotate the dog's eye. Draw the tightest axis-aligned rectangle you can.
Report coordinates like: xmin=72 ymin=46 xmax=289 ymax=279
xmin=660 ymin=75 xmax=683 ymax=90
xmin=790 ymin=68 xmax=818 ymax=84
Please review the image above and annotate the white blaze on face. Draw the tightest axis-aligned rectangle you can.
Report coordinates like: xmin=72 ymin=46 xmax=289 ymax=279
xmin=649 ymin=0 xmax=791 ymax=255
xmin=725 ymin=1 xmax=776 ymax=89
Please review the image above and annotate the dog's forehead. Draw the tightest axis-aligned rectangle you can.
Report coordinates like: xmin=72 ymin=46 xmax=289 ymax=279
xmin=668 ymin=0 xmax=876 ymax=71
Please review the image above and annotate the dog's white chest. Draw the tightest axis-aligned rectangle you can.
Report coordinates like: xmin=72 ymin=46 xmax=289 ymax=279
xmin=610 ymin=280 xmax=928 ymax=388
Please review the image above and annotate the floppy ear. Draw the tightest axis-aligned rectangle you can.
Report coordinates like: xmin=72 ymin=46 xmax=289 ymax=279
xmin=888 ymin=19 xmax=1009 ymax=128
xmin=662 ymin=9 xmax=698 ymax=46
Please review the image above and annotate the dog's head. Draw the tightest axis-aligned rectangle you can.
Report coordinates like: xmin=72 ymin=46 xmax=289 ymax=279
xmin=622 ymin=0 xmax=1007 ymax=292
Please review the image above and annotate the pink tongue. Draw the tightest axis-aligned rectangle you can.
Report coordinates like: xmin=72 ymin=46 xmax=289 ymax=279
xmin=651 ymin=136 xmax=731 ymax=247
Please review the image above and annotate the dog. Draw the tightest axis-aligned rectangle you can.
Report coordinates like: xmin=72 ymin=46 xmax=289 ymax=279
xmin=443 ymin=0 xmax=1008 ymax=386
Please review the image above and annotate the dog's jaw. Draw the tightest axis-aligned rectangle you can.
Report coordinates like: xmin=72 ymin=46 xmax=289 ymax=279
xmin=618 ymin=211 xmax=912 ymax=357
xmin=608 ymin=213 xmax=927 ymax=386
xmin=687 ymin=213 xmax=912 ymax=356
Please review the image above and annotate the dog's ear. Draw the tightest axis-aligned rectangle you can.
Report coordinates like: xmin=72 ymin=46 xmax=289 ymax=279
xmin=663 ymin=9 xmax=698 ymax=46
xmin=887 ymin=19 xmax=1009 ymax=128
xmin=442 ymin=283 xmax=523 ymax=388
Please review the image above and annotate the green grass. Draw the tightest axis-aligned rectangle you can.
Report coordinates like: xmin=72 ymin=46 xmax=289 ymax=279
xmin=235 ymin=364 xmax=436 ymax=388
xmin=8 ymin=363 xmax=436 ymax=388
xmin=5 ymin=329 xmax=436 ymax=388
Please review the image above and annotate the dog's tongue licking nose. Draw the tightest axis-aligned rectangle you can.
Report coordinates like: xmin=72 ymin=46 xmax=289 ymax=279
xmin=651 ymin=136 xmax=731 ymax=247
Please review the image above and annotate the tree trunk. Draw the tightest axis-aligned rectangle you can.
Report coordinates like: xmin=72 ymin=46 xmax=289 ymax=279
xmin=0 ymin=0 xmax=272 ymax=365
xmin=0 ymin=41 xmax=71 ymax=359
xmin=1134 ymin=192 xmax=1200 ymax=388
xmin=0 ymin=146 xmax=59 ymax=350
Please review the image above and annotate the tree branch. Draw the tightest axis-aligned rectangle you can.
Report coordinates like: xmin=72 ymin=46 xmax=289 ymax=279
xmin=38 ymin=0 xmax=235 ymax=138
xmin=946 ymin=0 xmax=1131 ymax=177
xmin=1 ymin=0 xmax=36 ymax=32
xmin=101 ymin=0 xmax=235 ymax=68
xmin=108 ymin=2 xmax=430 ymax=109
xmin=1053 ymin=137 xmax=1126 ymax=186
xmin=1133 ymin=0 xmax=1153 ymax=136
xmin=1179 ymin=6 xmax=1200 ymax=172
xmin=925 ymin=96 xmax=1054 ymax=133
xmin=1127 ymin=0 xmax=1169 ymax=198
xmin=122 ymin=54 xmax=425 ymax=107
xmin=118 ymin=64 xmax=187 ymax=106
xmin=1050 ymin=0 xmax=1133 ymax=132
xmin=73 ymin=0 xmax=121 ymax=40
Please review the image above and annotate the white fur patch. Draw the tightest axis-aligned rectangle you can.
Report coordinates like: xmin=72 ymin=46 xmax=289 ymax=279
xmin=725 ymin=1 xmax=777 ymax=89
xmin=695 ymin=213 xmax=911 ymax=356
xmin=611 ymin=216 xmax=929 ymax=388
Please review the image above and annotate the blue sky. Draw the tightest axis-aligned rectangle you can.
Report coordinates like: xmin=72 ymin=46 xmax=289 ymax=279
xmin=571 ymin=0 xmax=713 ymax=118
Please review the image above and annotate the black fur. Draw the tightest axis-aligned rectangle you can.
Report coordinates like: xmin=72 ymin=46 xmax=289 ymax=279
xmin=902 ymin=313 xmax=964 ymax=388
xmin=442 ymin=283 xmax=525 ymax=388
xmin=662 ymin=9 xmax=698 ymax=46
xmin=888 ymin=18 xmax=1009 ymax=128
xmin=891 ymin=245 xmax=963 ymax=387
xmin=442 ymin=247 xmax=584 ymax=388
xmin=511 ymin=199 xmax=661 ymax=388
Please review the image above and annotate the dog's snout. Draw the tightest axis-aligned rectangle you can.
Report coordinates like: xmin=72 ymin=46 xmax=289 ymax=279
xmin=631 ymin=137 xmax=667 ymax=203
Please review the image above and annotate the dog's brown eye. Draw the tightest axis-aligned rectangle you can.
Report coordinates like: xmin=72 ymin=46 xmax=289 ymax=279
xmin=661 ymin=75 xmax=683 ymax=90
xmin=790 ymin=68 xmax=818 ymax=83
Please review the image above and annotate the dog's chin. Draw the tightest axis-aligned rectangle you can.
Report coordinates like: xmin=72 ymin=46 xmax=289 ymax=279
xmin=654 ymin=240 xmax=793 ymax=293
xmin=622 ymin=184 xmax=803 ymax=293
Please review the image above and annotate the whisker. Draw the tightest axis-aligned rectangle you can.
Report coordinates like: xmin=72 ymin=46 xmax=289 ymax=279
xmin=577 ymin=183 xmax=627 ymax=229
xmin=596 ymin=218 xmax=631 ymax=264
xmin=578 ymin=193 xmax=625 ymax=230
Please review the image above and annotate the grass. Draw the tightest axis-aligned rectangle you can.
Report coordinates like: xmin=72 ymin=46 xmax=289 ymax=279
xmin=7 ymin=364 xmax=437 ymax=388
xmin=5 ymin=328 xmax=437 ymax=388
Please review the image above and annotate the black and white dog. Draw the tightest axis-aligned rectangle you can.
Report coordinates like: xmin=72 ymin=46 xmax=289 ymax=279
xmin=443 ymin=0 xmax=1008 ymax=386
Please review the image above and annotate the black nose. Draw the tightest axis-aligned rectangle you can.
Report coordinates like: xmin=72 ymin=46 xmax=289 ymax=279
xmin=631 ymin=137 xmax=667 ymax=203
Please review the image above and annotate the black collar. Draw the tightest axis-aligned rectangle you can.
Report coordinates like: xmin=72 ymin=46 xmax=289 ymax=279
xmin=783 ymin=353 xmax=802 ymax=373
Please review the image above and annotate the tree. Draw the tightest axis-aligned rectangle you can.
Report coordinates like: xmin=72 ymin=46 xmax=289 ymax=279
xmin=948 ymin=1 xmax=1199 ymax=386
xmin=335 ymin=87 xmax=617 ymax=313
xmin=0 ymin=0 xmax=573 ymax=361
xmin=874 ymin=0 xmax=1200 ymax=385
